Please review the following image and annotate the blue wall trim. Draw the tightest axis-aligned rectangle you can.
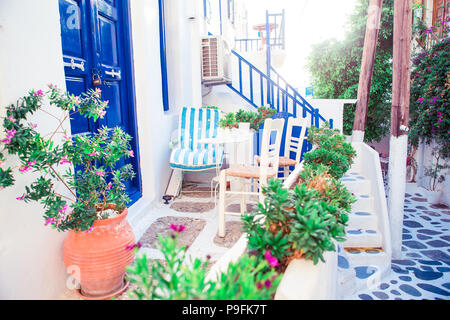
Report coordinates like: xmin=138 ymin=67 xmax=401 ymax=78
xmin=159 ymin=0 xmax=169 ymax=111
xmin=121 ymin=0 xmax=143 ymax=204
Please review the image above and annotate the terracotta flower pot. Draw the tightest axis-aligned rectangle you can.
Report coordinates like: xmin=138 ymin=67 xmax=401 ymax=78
xmin=63 ymin=205 xmax=135 ymax=299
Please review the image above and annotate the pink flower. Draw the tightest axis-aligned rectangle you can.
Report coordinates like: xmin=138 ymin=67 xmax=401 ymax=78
xmin=63 ymin=136 xmax=71 ymax=141
xmin=85 ymin=226 xmax=94 ymax=233
xmin=19 ymin=165 xmax=31 ymax=173
xmin=264 ymin=250 xmax=279 ymax=268
xmin=1 ymin=138 xmax=11 ymax=145
xmin=28 ymin=160 xmax=36 ymax=167
xmin=418 ymin=97 xmax=424 ymax=103
xmin=59 ymin=155 xmax=71 ymax=165
xmin=88 ymin=151 xmax=98 ymax=157
xmin=73 ymin=96 xmax=81 ymax=105
xmin=125 ymin=242 xmax=142 ymax=251
xmin=16 ymin=195 xmax=25 ymax=200
xmin=5 ymin=128 xmax=17 ymax=139
xmin=29 ymin=123 xmax=38 ymax=129
xmin=264 ymin=280 xmax=273 ymax=288
xmin=33 ymin=90 xmax=44 ymax=97
xmin=128 ymin=150 xmax=134 ymax=158
xmin=95 ymin=170 xmax=105 ymax=177
xmin=0 ymin=159 xmax=5 ymax=167
xmin=170 ymin=224 xmax=186 ymax=233
xmin=7 ymin=116 xmax=16 ymax=123
xmin=97 ymin=109 xmax=106 ymax=118
xmin=45 ymin=217 xmax=55 ymax=226
xmin=59 ymin=204 xmax=68 ymax=214
xmin=49 ymin=83 xmax=58 ymax=89
xmin=106 ymin=182 xmax=112 ymax=190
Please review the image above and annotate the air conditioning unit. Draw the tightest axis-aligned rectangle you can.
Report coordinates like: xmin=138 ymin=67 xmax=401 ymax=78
xmin=201 ymin=36 xmax=230 ymax=84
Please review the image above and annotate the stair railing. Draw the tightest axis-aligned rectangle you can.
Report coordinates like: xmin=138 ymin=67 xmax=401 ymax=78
xmin=227 ymin=50 xmax=333 ymax=130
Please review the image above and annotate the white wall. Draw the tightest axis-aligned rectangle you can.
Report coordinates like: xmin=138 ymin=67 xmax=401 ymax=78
xmin=416 ymin=140 xmax=450 ymax=206
xmin=306 ymin=99 xmax=355 ymax=134
xmin=0 ymin=0 xmax=69 ymax=299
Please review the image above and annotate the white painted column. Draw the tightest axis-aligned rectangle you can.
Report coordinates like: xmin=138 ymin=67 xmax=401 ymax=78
xmin=387 ymin=134 xmax=408 ymax=259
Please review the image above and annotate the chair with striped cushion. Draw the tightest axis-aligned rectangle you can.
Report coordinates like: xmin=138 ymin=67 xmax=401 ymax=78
xmin=169 ymin=107 xmax=224 ymax=171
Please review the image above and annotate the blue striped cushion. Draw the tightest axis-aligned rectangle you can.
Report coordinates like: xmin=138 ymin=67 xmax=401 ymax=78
xmin=169 ymin=107 xmax=223 ymax=170
xmin=169 ymin=146 xmax=224 ymax=170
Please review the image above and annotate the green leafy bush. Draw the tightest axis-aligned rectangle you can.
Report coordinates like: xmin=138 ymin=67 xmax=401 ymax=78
xmin=0 ymin=86 xmax=135 ymax=232
xmin=303 ymin=123 xmax=356 ymax=179
xmin=409 ymin=36 xmax=449 ymax=158
xmin=126 ymin=228 xmax=281 ymax=300
xmin=242 ymin=178 xmax=347 ymax=268
xmin=299 ymin=163 xmax=356 ymax=215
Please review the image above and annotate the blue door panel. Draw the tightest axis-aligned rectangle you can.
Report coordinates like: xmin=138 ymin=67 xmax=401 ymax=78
xmin=59 ymin=0 xmax=142 ymax=204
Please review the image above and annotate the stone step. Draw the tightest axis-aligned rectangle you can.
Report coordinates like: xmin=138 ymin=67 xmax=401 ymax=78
xmin=342 ymin=178 xmax=371 ymax=196
xmin=343 ymin=229 xmax=383 ymax=248
xmin=347 ymin=210 xmax=378 ymax=230
xmin=343 ymin=248 xmax=389 ymax=266
xmin=351 ymin=194 xmax=374 ymax=212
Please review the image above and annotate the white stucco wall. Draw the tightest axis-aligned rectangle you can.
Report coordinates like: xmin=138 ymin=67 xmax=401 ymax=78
xmin=0 ymin=0 xmax=70 ymax=299
xmin=306 ymin=99 xmax=356 ymax=134
xmin=415 ymin=140 xmax=450 ymax=207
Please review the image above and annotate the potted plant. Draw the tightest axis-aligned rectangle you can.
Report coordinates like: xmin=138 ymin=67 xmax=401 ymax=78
xmin=235 ymin=109 xmax=253 ymax=131
xmin=218 ymin=112 xmax=238 ymax=132
xmin=0 ymin=85 xmax=136 ymax=299
xmin=423 ymin=145 xmax=448 ymax=205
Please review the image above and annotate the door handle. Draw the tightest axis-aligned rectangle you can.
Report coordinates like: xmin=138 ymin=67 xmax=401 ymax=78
xmin=105 ymin=69 xmax=121 ymax=78
xmin=64 ymin=58 xmax=85 ymax=71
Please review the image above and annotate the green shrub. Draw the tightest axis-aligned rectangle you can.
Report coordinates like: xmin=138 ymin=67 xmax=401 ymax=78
xmin=242 ymin=178 xmax=347 ymax=268
xmin=126 ymin=229 xmax=281 ymax=300
xmin=303 ymin=123 xmax=356 ymax=179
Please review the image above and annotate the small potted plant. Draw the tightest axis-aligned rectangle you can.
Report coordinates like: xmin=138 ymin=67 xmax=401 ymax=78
xmin=423 ymin=146 xmax=448 ymax=205
xmin=235 ymin=109 xmax=253 ymax=132
xmin=219 ymin=112 xmax=239 ymax=134
xmin=0 ymin=85 xmax=136 ymax=299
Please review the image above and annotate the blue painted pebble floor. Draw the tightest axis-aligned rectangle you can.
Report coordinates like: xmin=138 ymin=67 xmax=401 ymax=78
xmin=355 ymin=191 xmax=450 ymax=300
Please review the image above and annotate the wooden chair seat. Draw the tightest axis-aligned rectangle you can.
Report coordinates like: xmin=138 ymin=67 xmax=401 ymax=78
xmin=254 ymin=155 xmax=297 ymax=168
xmin=225 ymin=164 xmax=277 ymax=179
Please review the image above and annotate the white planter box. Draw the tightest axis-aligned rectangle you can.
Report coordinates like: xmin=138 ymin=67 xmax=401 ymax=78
xmin=425 ymin=189 xmax=442 ymax=205
xmin=274 ymin=250 xmax=337 ymax=300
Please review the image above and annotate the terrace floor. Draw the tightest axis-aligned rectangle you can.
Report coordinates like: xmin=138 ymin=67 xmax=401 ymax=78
xmin=352 ymin=183 xmax=450 ymax=300
xmin=61 ymin=175 xmax=450 ymax=300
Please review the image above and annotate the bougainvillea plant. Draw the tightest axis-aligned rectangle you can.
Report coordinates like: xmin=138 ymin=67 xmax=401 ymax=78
xmin=126 ymin=225 xmax=281 ymax=300
xmin=0 ymin=85 xmax=135 ymax=232
xmin=409 ymin=19 xmax=449 ymax=159
xmin=303 ymin=123 xmax=356 ymax=179
xmin=242 ymin=178 xmax=348 ymax=270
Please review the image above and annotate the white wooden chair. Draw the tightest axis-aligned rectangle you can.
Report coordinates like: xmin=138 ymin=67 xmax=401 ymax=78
xmin=217 ymin=118 xmax=285 ymax=237
xmin=255 ymin=116 xmax=308 ymax=180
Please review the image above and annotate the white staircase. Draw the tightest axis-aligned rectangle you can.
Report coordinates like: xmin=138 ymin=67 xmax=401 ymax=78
xmin=336 ymin=143 xmax=392 ymax=299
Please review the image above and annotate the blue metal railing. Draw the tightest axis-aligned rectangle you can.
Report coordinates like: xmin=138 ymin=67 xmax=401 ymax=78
xmin=234 ymin=38 xmax=261 ymax=52
xmin=234 ymin=10 xmax=285 ymax=53
xmin=227 ymin=50 xmax=333 ymax=130
xmin=266 ymin=10 xmax=285 ymax=50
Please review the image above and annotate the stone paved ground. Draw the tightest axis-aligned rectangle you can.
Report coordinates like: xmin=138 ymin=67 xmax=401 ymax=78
xmin=354 ymin=184 xmax=450 ymax=300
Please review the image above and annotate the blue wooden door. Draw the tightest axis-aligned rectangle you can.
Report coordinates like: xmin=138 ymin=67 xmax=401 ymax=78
xmin=59 ymin=0 xmax=141 ymax=204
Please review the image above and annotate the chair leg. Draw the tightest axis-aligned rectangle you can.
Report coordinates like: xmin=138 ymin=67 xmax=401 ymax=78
xmin=240 ymin=179 xmax=246 ymax=215
xmin=218 ymin=170 xmax=226 ymax=238
xmin=284 ymin=166 xmax=289 ymax=180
